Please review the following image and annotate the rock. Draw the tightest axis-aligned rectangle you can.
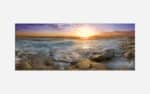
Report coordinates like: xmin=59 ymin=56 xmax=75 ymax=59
xmin=16 ymin=50 xmax=24 ymax=58
xmin=124 ymin=49 xmax=134 ymax=61
xmin=76 ymin=59 xmax=107 ymax=70
xmin=76 ymin=59 xmax=92 ymax=69
xmin=52 ymin=62 xmax=70 ymax=70
xmin=16 ymin=50 xmax=38 ymax=60
xmin=44 ymin=59 xmax=52 ymax=66
xmin=67 ymin=65 xmax=78 ymax=70
xmin=28 ymin=54 xmax=52 ymax=69
xmin=53 ymin=50 xmax=81 ymax=63
xmin=15 ymin=57 xmax=21 ymax=64
xmin=126 ymin=45 xmax=134 ymax=49
xmin=90 ymin=54 xmax=105 ymax=61
xmin=90 ymin=49 xmax=115 ymax=62
xmin=16 ymin=61 xmax=32 ymax=70
xmin=16 ymin=50 xmax=55 ymax=70
xmin=90 ymin=62 xmax=107 ymax=70
xmin=121 ymin=38 xmax=135 ymax=64
xmin=104 ymin=49 xmax=115 ymax=57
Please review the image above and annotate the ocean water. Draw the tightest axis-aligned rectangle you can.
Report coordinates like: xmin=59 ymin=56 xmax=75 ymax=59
xmin=16 ymin=38 xmax=121 ymax=53
xmin=16 ymin=38 xmax=134 ymax=70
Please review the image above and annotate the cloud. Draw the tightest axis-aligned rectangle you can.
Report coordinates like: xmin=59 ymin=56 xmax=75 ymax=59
xmin=16 ymin=24 xmax=135 ymax=32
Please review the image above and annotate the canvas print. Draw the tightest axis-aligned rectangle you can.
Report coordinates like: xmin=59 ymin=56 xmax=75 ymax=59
xmin=15 ymin=23 xmax=135 ymax=70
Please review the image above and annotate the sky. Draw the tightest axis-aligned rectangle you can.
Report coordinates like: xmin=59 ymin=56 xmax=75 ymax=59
xmin=16 ymin=23 xmax=135 ymax=32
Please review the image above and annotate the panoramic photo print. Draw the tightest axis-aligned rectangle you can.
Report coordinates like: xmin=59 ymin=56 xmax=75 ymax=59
xmin=15 ymin=23 xmax=135 ymax=70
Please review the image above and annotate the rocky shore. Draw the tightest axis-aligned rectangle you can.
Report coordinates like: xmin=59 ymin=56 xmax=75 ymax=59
xmin=15 ymin=38 xmax=135 ymax=70
xmin=15 ymin=50 xmax=109 ymax=70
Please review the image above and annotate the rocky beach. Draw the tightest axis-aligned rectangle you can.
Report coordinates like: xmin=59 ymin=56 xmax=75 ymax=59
xmin=15 ymin=37 xmax=135 ymax=70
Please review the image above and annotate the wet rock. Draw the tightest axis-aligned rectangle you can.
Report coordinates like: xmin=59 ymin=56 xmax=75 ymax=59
xmin=28 ymin=54 xmax=52 ymax=69
xmin=121 ymin=38 xmax=134 ymax=50
xmin=124 ymin=49 xmax=134 ymax=62
xmin=16 ymin=50 xmax=24 ymax=58
xmin=90 ymin=62 xmax=107 ymax=70
xmin=76 ymin=59 xmax=107 ymax=70
xmin=121 ymin=38 xmax=135 ymax=63
xmin=90 ymin=49 xmax=115 ymax=62
xmin=52 ymin=62 xmax=70 ymax=70
xmin=16 ymin=50 xmax=38 ymax=60
xmin=15 ymin=57 xmax=21 ymax=64
xmin=16 ymin=61 xmax=32 ymax=70
xmin=126 ymin=45 xmax=134 ymax=49
xmin=67 ymin=65 xmax=78 ymax=70
xmin=52 ymin=50 xmax=81 ymax=63
xmin=76 ymin=59 xmax=92 ymax=69
xmin=104 ymin=49 xmax=115 ymax=57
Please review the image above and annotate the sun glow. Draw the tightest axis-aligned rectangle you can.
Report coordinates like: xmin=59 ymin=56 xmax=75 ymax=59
xmin=75 ymin=26 xmax=97 ymax=39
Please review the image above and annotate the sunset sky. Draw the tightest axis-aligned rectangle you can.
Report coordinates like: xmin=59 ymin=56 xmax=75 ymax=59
xmin=16 ymin=24 xmax=135 ymax=38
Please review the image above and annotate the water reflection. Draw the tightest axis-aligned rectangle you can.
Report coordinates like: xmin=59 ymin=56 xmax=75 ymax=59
xmin=72 ymin=39 xmax=96 ymax=50
xmin=81 ymin=43 xmax=91 ymax=49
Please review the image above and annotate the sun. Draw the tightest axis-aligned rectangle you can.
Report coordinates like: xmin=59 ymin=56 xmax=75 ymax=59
xmin=75 ymin=26 xmax=97 ymax=39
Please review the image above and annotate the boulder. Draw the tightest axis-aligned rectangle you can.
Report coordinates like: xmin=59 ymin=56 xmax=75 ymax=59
xmin=90 ymin=49 xmax=115 ymax=62
xmin=76 ymin=59 xmax=92 ymax=69
xmin=90 ymin=62 xmax=107 ymax=70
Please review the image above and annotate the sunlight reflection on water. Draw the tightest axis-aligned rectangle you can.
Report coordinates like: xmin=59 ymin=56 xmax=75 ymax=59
xmin=73 ymin=40 xmax=96 ymax=50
